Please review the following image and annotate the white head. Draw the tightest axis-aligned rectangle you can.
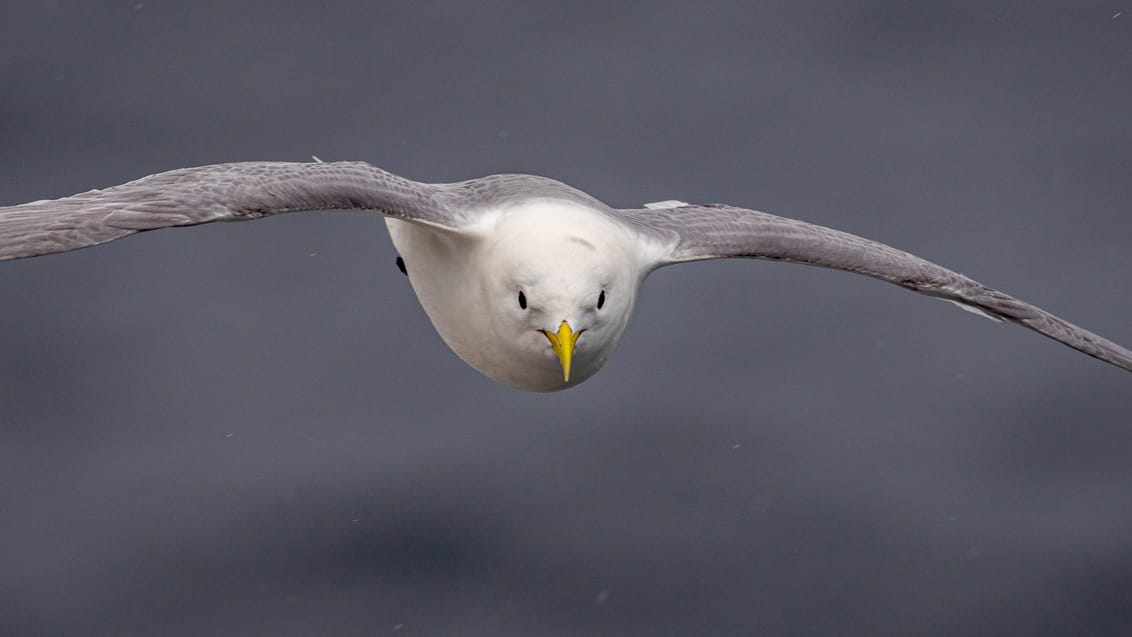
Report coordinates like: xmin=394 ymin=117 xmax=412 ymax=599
xmin=475 ymin=201 xmax=643 ymax=391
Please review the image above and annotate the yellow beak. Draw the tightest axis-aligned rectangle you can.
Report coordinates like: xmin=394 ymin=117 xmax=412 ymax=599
xmin=541 ymin=320 xmax=581 ymax=382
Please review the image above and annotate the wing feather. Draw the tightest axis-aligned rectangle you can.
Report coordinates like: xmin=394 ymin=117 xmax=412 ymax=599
xmin=618 ymin=203 xmax=1132 ymax=373
xmin=0 ymin=161 xmax=464 ymax=261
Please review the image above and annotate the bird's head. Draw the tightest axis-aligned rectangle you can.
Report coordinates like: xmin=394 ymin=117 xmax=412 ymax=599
xmin=480 ymin=203 xmax=641 ymax=391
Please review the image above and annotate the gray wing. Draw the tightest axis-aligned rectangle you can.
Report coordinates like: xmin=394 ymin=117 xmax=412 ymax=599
xmin=617 ymin=203 xmax=1132 ymax=374
xmin=0 ymin=161 xmax=470 ymax=261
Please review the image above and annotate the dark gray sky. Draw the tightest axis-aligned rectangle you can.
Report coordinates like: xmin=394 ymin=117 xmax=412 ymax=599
xmin=2 ymin=2 xmax=1131 ymax=635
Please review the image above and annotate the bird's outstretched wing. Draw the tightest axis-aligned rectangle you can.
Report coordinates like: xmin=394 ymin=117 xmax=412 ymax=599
xmin=617 ymin=203 xmax=1132 ymax=373
xmin=0 ymin=161 xmax=467 ymax=261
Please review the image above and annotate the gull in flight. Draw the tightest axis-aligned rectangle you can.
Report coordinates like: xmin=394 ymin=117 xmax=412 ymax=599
xmin=1 ymin=161 xmax=1128 ymax=391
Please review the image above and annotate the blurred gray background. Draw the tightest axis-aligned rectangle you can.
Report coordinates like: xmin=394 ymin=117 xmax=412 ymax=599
xmin=2 ymin=2 xmax=1131 ymax=635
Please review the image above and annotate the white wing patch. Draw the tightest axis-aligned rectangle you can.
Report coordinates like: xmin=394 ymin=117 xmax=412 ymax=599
xmin=944 ymin=299 xmax=1004 ymax=323
xmin=644 ymin=200 xmax=689 ymax=209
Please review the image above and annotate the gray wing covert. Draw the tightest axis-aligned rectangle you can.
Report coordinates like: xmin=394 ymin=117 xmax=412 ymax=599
xmin=617 ymin=203 xmax=1132 ymax=374
xmin=0 ymin=161 xmax=464 ymax=261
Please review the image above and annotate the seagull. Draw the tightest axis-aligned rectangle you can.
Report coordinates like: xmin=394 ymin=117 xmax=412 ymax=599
xmin=1 ymin=161 xmax=1128 ymax=390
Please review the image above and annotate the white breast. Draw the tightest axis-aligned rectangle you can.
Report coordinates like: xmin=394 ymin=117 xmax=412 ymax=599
xmin=384 ymin=201 xmax=650 ymax=391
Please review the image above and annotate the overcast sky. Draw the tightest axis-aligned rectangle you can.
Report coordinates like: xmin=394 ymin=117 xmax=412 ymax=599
xmin=2 ymin=2 xmax=1131 ymax=635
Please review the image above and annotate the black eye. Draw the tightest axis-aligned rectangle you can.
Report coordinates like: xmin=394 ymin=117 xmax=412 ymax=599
xmin=518 ymin=290 xmax=527 ymax=310
xmin=597 ymin=290 xmax=606 ymax=309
